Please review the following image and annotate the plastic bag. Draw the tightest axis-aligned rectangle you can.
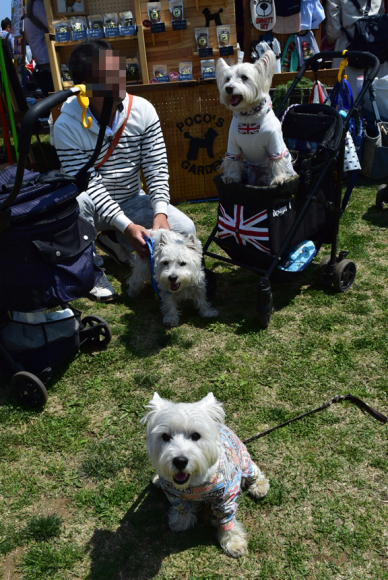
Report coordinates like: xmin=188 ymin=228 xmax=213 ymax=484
xmin=88 ymin=14 xmax=104 ymax=30
xmin=169 ymin=0 xmax=184 ymax=22
xmin=195 ymin=27 xmax=209 ymax=50
xmin=148 ymin=2 xmax=161 ymax=24
xmin=217 ymin=25 xmax=230 ymax=48
xmin=119 ymin=11 xmax=133 ymax=26
xmin=70 ymin=16 xmax=87 ymax=32
xmin=104 ymin=13 xmax=119 ymax=28
xmin=201 ymin=59 xmax=215 ymax=79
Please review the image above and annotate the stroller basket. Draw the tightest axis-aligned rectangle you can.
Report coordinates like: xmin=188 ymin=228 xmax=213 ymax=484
xmin=0 ymin=310 xmax=81 ymax=376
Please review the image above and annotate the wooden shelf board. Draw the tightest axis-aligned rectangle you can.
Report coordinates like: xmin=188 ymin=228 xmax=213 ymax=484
xmin=55 ymin=35 xmax=138 ymax=47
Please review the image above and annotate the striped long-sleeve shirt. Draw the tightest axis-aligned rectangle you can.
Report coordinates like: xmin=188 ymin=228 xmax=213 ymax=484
xmin=53 ymin=93 xmax=169 ymax=233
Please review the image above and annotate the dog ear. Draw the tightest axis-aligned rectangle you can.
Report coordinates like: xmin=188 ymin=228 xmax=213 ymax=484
xmin=140 ymin=392 xmax=166 ymax=424
xmin=158 ymin=232 xmax=169 ymax=247
xmin=197 ymin=392 xmax=225 ymax=423
xmin=185 ymin=233 xmax=202 ymax=254
xmin=254 ymin=49 xmax=276 ymax=92
xmin=216 ymin=58 xmax=229 ymax=86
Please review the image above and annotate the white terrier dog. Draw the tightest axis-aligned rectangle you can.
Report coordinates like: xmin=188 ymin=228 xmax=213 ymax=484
xmin=141 ymin=392 xmax=270 ymax=558
xmin=216 ymin=50 xmax=296 ymax=186
xmin=126 ymin=229 xmax=218 ymax=327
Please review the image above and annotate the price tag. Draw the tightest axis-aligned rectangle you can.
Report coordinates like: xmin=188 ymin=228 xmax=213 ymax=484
xmin=72 ymin=30 xmax=87 ymax=41
xmin=87 ymin=28 xmax=104 ymax=39
xmin=156 ymin=75 xmax=170 ymax=83
xmin=198 ymin=47 xmax=213 ymax=58
xmin=178 ymin=74 xmax=193 ymax=81
xmin=219 ymin=46 xmax=234 ymax=57
xmin=172 ymin=20 xmax=187 ymax=31
xmin=55 ymin=31 xmax=71 ymax=43
xmin=151 ymin=22 xmax=166 ymax=33
xmin=105 ymin=26 xmax=120 ymax=37
xmin=202 ymin=71 xmax=216 ymax=79
xmin=121 ymin=25 xmax=136 ymax=36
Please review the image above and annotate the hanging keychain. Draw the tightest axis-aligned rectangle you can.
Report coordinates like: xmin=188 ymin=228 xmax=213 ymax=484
xmin=74 ymin=84 xmax=92 ymax=129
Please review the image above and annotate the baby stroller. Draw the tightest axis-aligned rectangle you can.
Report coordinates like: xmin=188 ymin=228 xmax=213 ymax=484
xmin=203 ymin=51 xmax=380 ymax=328
xmin=0 ymin=90 xmax=115 ymax=407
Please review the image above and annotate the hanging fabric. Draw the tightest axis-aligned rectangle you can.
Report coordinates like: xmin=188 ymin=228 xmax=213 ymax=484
xmin=250 ymin=0 xmax=276 ymax=31
xmin=280 ymin=34 xmax=299 ymax=73
xmin=294 ymin=31 xmax=320 ymax=68
xmin=273 ymin=0 xmax=301 ymax=34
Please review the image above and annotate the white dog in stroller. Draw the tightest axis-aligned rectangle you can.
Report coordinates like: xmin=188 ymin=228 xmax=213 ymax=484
xmin=126 ymin=229 xmax=218 ymax=327
xmin=216 ymin=50 xmax=296 ymax=186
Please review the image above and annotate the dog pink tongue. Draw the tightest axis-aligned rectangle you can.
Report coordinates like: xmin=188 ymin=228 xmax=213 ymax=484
xmin=174 ymin=472 xmax=187 ymax=481
xmin=230 ymin=95 xmax=241 ymax=105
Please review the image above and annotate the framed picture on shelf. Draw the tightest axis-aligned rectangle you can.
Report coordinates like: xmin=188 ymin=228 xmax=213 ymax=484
xmin=53 ymin=0 xmax=88 ymax=18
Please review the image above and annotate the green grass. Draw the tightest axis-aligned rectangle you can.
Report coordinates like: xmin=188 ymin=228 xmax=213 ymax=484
xmin=0 ymin=185 xmax=387 ymax=579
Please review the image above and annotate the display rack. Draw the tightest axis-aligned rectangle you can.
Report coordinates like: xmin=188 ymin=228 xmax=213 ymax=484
xmin=43 ymin=0 xmax=149 ymax=90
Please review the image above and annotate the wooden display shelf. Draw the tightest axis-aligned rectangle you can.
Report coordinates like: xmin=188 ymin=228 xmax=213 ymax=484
xmin=195 ymin=0 xmax=227 ymax=9
xmin=144 ymin=22 xmax=191 ymax=45
xmin=55 ymin=35 xmax=138 ymax=47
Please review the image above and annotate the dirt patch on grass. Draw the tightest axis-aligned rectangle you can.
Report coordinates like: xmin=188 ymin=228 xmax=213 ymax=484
xmin=1 ymin=547 xmax=22 ymax=580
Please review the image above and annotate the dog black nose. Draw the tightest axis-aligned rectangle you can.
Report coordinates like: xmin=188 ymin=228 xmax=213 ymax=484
xmin=168 ymin=275 xmax=178 ymax=282
xmin=173 ymin=456 xmax=188 ymax=470
xmin=225 ymin=86 xmax=234 ymax=94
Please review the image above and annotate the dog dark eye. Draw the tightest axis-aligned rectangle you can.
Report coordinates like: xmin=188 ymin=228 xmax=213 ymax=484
xmin=163 ymin=261 xmax=169 ymax=266
xmin=226 ymin=77 xmax=231 ymax=82
xmin=162 ymin=433 xmax=171 ymax=442
xmin=241 ymin=75 xmax=248 ymax=82
xmin=191 ymin=433 xmax=201 ymax=441
xmin=180 ymin=262 xmax=186 ymax=267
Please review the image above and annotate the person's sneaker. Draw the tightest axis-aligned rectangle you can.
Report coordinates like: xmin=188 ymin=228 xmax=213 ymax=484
xmin=96 ymin=231 xmax=134 ymax=266
xmin=88 ymin=269 xmax=116 ymax=302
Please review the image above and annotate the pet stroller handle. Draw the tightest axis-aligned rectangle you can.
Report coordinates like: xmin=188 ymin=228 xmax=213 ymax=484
xmin=275 ymin=51 xmax=380 ymax=127
xmin=0 ymin=88 xmax=113 ymax=212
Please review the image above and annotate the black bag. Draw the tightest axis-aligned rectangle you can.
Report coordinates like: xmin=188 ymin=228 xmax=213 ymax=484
xmin=342 ymin=0 xmax=388 ymax=65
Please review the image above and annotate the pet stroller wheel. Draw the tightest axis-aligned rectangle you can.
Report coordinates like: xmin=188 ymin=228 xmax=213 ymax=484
xmin=81 ymin=315 xmax=112 ymax=347
xmin=257 ymin=310 xmax=271 ymax=329
xmin=317 ymin=256 xmax=332 ymax=287
xmin=204 ymin=268 xmax=217 ymax=302
xmin=376 ymin=185 xmax=388 ymax=210
xmin=12 ymin=372 xmax=48 ymax=408
xmin=332 ymin=260 xmax=356 ymax=293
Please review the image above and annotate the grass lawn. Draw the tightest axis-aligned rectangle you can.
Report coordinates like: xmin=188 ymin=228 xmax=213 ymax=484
xmin=0 ymin=185 xmax=387 ymax=580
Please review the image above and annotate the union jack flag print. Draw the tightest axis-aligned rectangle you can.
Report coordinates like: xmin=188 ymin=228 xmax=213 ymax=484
xmin=238 ymin=123 xmax=261 ymax=135
xmin=218 ymin=204 xmax=270 ymax=254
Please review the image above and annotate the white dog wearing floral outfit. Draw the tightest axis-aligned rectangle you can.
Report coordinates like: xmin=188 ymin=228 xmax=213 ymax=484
xmin=216 ymin=50 xmax=295 ymax=186
xmin=141 ymin=392 xmax=270 ymax=558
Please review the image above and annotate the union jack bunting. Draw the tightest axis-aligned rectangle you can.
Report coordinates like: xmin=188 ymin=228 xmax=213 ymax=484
xmin=238 ymin=123 xmax=261 ymax=135
xmin=218 ymin=204 xmax=270 ymax=254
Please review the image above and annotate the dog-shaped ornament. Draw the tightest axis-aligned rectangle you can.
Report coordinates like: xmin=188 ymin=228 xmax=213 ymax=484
xmin=216 ymin=50 xmax=296 ymax=186
xmin=141 ymin=392 xmax=270 ymax=558
xmin=127 ymin=229 xmax=218 ymax=327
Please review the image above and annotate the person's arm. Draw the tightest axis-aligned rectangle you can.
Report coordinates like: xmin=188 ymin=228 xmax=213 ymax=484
xmin=140 ymin=101 xmax=170 ymax=230
xmin=325 ymin=0 xmax=342 ymax=45
xmin=7 ymin=33 xmax=14 ymax=59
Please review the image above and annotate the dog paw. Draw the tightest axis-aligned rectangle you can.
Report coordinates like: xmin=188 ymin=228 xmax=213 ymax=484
xmin=222 ymin=176 xmax=238 ymax=185
xmin=218 ymin=521 xmax=247 ymax=558
xmin=199 ymin=307 xmax=219 ymax=318
xmin=152 ymin=473 xmax=161 ymax=488
xmin=168 ymin=507 xmax=197 ymax=532
xmin=270 ymin=176 xmax=286 ymax=186
xmin=248 ymin=476 xmax=270 ymax=499
xmin=163 ymin=316 xmax=180 ymax=328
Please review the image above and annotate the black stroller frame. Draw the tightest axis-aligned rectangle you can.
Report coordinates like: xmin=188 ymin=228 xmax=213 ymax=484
xmin=0 ymin=89 xmax=115 ymax=407
xmin=203 ymin=51 xmax=380 ymax=328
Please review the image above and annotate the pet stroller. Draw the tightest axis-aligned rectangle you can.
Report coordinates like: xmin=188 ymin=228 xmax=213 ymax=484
xmin=203 ymin=51 xmax=380 ymax=328
xmin=0 ymin=90 xmax=115 ymax=407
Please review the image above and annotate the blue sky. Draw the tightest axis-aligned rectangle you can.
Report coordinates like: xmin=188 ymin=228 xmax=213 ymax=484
xmin=1 ymin=0 xmax=13 ymax=25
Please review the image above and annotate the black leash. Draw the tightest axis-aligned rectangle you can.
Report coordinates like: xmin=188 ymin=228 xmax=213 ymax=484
xmin=243 ymin=394 xmax=387 ymax=445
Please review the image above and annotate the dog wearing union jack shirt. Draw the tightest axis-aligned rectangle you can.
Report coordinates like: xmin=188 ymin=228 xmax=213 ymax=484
xmin=216 ymin=50 xmax=296 ymax=186
xmin=141 ymin=392 xmax=270 ymax=558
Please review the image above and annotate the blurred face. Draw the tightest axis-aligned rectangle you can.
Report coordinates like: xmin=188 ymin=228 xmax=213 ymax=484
xmin=86 ymin=50 xmax=126 ymax=99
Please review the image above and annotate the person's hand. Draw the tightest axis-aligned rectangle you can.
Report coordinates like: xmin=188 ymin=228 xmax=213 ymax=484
xmin=124 ymin=223 xmax=149 ymax=259
xmin=152 ymin=213 xmax=170 ymax=231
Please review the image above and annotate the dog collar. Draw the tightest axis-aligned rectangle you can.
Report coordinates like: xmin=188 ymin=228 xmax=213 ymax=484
xmin=240 ymin=98 xmax=272 ymax=117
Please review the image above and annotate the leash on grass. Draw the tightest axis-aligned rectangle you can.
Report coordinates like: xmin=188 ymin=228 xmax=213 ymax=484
xmin=243 ymin=394 xmax=387 ymax=445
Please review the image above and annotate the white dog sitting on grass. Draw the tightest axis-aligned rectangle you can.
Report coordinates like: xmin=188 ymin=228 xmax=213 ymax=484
xmin=141 ymin=392 xmax=270 ymax=558
xmin=126 ymin=229 xmax=218 ymax=327
xmin=216 ymin=50 xmax=296 ymax=186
